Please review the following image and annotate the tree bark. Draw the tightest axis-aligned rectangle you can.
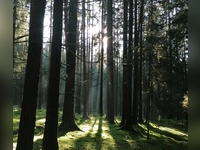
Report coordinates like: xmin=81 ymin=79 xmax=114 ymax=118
xmin=121 ymin=0 xmax=133 ymax=130
xmin=132 ymin=0 xmax=139 ymax=125
xmin=82 ymin=0 xmax=89 ymax=119
xmin=138 ymin=0 xmax=144 ymax=123
xmin=99 ymin=0 xmax=104 ymax=116
xmin=42 ymin=0 xmax=63 ymax=149
xmin=38 ymin=53 xmax=44 ymax=109
xmin=119 ymin=0 xmax=128 ymax=127
xmin=59 ymin=0 xmax=80 ymax=131
xmin=106 ymin=0 xmax=114 ymax=124
xmin=16 ymin=0 xmax=46 ymax=149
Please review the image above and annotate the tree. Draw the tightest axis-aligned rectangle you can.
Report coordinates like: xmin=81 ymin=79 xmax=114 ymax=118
xmin=42 ymin=0 xmax=63 ymax=149
xmin=146 ymin=0 xmax=153 ymax=140
xmin=119 ymin=0 xmax=134 ymax=130
xmin=16 ymin=0 xmax=46 ymax=149
xmin=99 ymin=0 xmax=104 ymax=116
xmin=75 ymin=19 xmax=81 ymax=114
xmin=132 ymin=0 xmax=139 ymax=125
xmin=138 ymin=0 xmax=144 ymax=123
xmin=38 ymin=47 xmax=44 ymax=109
xmin=82 ymin=0 xmax=89 ymax=119
xmin=106 ymin=0 xmax=114 ymax=124
xmin=59 ymin=0 xmax=80 ymax=131
xmin=119 ymin=0 xmax=128 ymax=127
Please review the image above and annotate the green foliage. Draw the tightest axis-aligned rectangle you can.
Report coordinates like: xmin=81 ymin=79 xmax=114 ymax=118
xmin=13 ymin=109 xmax=188 ymax=150
xmin=141 ymin=0 xmax=188 ymax=117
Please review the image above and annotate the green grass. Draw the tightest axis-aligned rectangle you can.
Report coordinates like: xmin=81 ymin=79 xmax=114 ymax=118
xmin=13 ymin=109 xmax=188 ymax=150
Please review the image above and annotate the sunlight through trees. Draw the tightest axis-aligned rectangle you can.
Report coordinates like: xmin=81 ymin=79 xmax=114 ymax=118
xmin=13 ymin=0 xmax=188 ymax=149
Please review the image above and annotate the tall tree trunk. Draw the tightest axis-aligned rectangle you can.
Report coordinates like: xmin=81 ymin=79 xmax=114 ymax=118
xmin=60 ymin=0 xmax=69 ymax=112
xmin=168 ymin=0 xmax=173 ymax=110
xmin=82 ymin=0 xmax=89 ymax=119
xmin=107 ymin=0 xmax=114 ymax=124
xmin=99 ymin=0 xmax=104 ymax=116
xmin=87 ymin=1 xmax=91 ymax=114
xmin=113 ymin=3 xmax=119 ymax=116
xmin=38 ymin=61 xmax=43 ymax=109
xmin=64 ymin=0 xmax=69 ymax=58
xmin=138 ymin=0 xmax=144 ymax=123
xmin=42 ymin=0 xmax=63 ymax=149
xmin=118 ymin=65 xmax=122 ymax=116
xmin=77 ymin=38 xmax=82 ymax=114
xmin=75 ymin=23 xmax=81 ymax=114
xmin=114 ymin=59 xmax=119 ymax=116
xmin=147 ymin=41 xmax=152 ymax=141
xmin=59 ymin=0 xmax=80 ymax=131
xmin=119 ymin=0 xmax=128 ymax=127
xmin=38 ymin=43 xmax=45 ymax=109
xmin=20 ymin=67 xmax=25 ymax=108
xmin=147 ymin=0 xmax=153 ymax=140
xmin=132 ymin=0 xmax=139 ymax=125
xmin=121 ymin=0 xmax=133 ymax=130
xmin=16 ymin=0 xmax=46 ymax=149
xmin=90 ymin=1 xmax=94 ymax=114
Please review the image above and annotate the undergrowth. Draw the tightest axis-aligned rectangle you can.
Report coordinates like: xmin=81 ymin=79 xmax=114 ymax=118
xmin=13 ymin=109 xmax=188 ymax=150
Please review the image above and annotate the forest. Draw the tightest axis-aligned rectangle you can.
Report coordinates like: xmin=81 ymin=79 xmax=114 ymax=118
xmin=13 ymin=0 xmax=188 ymax=149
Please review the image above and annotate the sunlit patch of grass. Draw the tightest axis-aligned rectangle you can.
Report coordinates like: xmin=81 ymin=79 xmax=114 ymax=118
xmin=13 ymin=109 xmax=188 ymax=150
xmin=158 ymin=126 xmax=188 ymax=136
xmin=13 ymin=143 xmax=17 ymax=150
xmin=13 ymin=119 xmax=20 ymax=131
xmin=13 ymin=108 xmax=20 ymax=149
xmin=37 ymin=118 xmax=46 ymax=123
xmin=13 ymin=118 xmax=20 ymax=123
xmin=115 ymin=116 xmax=122 ymax=123
xmin=157 ymin=119 xmax=188 ymax=133
xmin=133 ymin=122 xmax=188 ymax=149
xmin=33 ymin=135 xmax=43 ymax=142
xmin=90 ymin=124 xmax=99 ymax=132
xmin=101 ymin=131 xmax=113 ymax=139
xmin=148 ymin=122 xmax=188 ymax=142
xmin=13 ymin=110 xmax=20 ymax=146
xmin=57 ymin=116 xmax=117 ymax=150
xmin=102 ymin=126 xmax=110 ymax=131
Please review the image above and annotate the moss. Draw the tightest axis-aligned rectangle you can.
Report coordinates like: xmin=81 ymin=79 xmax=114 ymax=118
xmin=13 ymin=109 xmax=188 ymax=150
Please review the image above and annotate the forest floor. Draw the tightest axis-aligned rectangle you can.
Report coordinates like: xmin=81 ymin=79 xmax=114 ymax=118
xmin=13 ymin=108 xmax=188 ymax=150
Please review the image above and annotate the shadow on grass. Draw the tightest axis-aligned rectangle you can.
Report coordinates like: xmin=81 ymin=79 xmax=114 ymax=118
xmin=157 ymin=119 xmax=188 ymax=133
xmin=57 ymin=126 xmax=83 ymax=137
xmin=33 ymin=138 xmax=43 ymax=150
xmin=130 ymin=122 xmax=188 ymax=150
xmin=34 ymin=125 xmax=45 ymax=135
xmin=72 ymin=116 xmax=128 ymax=150
xmin=76 ymin=117 xmax=91 ymax=126
xmin=71 ymin=117 xmax=100 ymax=149
xmin=14 ymin=109 xmax=188 ymax=150
xmin=94 ymin=116 xmax=102 ymax=149
xmin=35 ymin=109 xmax=47 ymax=120
xmin=107 ymin=119 xmax=132 ymax=150
xmin=148 ymin=122 xmax=188 ymax=142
